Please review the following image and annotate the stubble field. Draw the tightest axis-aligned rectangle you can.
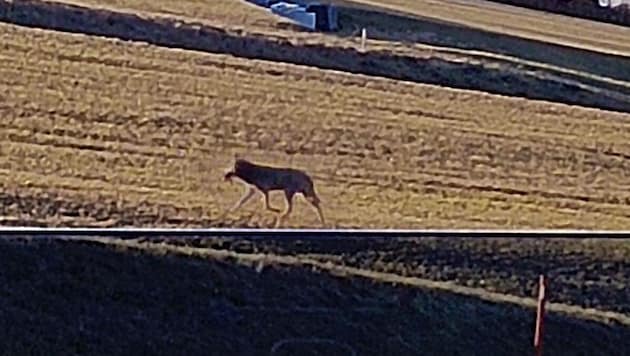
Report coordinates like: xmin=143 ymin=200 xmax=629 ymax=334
xmin=2 ymin=0 xmax=630 ymax=229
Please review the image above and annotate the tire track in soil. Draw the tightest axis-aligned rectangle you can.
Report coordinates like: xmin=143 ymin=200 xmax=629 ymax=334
xmin=319 ymin=168 xmax=630 ymax=220
xmin=4 ymin=129 xmax=184 ymax=159
xmin=6 ymin=102 xmax=630 ymax=174
xmin=7 ymin=128 xmax=630 ymax=222
xmin=5 ymin=107 xmax=630 ymax=223
xmin=7 ymin=96 xmax=630 ymax=177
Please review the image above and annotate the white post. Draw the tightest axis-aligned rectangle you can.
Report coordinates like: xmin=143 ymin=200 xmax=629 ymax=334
xmin=360 ymin=28 xmax=367 ymax=51
xmin=534 ymin=274 xmax=547 ymax=356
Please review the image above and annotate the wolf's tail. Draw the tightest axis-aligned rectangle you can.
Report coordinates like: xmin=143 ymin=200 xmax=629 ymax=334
xmin=304 ymin=180 xmax=325 ymax=226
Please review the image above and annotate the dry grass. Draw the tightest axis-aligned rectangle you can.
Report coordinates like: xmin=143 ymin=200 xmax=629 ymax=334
xmin=1 ymin=10 xmax=630 ymax=228
xmin=56 ymin=0 xmax=284 ymax=30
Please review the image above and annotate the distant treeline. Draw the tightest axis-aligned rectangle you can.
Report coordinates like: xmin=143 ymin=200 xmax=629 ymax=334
xmin=489 ymin=0 xmax=630 ymax=27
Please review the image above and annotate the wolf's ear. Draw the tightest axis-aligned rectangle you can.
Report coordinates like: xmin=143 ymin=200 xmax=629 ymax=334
xmin=234 ymin=152 xmax=241 ymax=161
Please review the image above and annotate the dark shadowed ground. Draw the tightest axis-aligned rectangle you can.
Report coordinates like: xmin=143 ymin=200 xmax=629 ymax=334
xmin=160 ymin=236 xmax=630 ymax=315
xmin=1 ymin=238 xmax=629 ymax=356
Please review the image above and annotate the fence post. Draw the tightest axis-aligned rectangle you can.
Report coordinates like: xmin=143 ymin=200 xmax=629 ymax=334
xmin=534 ymin=274 xmax=547 ymax=356
xmin=360 ymin=28 xmax=367 ymax=51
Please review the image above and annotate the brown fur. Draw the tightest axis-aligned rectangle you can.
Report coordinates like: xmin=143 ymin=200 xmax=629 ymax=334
xmin=222 ymin=158 xmax=325 ymax=227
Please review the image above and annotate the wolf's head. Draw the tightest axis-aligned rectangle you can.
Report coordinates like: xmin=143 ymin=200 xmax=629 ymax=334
xmin=223 ymin=170 xmax=235 ymax=183
xmin=224 ymin=156 xmax=252 ymax=183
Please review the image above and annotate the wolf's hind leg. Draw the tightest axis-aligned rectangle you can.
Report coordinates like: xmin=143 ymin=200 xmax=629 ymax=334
xmin=274 ymin=191 xmax=295 ymax=228
xmin=305 ymin=194 xmax=326 ymax=227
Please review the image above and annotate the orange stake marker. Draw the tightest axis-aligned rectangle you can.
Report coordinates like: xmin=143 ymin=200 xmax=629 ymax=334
xmin=534 ymin=274 xmax=547 ymax=356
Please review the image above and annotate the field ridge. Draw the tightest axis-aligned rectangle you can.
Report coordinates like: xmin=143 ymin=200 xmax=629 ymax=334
xmin=55 ymin=235 xmax=630 ymax=327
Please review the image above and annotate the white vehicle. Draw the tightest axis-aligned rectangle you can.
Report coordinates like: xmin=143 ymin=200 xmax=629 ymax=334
xmin=561 ymin=0 xmax=629 ymax=8
xmin=598 ymin=0 xmax=630 ymax=7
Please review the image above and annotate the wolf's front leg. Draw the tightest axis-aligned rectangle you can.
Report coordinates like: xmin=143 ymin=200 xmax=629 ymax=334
xmin=262 ymin=191 xmax=281 ymax=213
xmin=218 ymin=186 xmax=256 ymax=220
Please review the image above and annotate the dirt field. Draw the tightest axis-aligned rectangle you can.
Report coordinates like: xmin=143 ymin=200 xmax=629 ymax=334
xmin=2 ymin=237 xmax=629 ymax=356
xmin=1 ymin=0 xmax=630 ymax=229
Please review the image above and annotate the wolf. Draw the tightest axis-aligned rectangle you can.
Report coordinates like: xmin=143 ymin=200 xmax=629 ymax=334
xmin=221 ymin=157 xmax=326 ymax=228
